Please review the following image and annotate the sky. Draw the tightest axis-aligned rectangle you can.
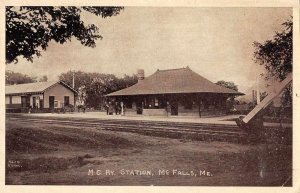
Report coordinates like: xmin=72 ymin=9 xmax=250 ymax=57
xmin=6 ymin=7 xmax=292 ymax=94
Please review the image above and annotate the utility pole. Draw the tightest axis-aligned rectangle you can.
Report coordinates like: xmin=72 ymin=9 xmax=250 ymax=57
xmin=72 ymin=71 xmax=75 ymax=89
xmin=256 ymin=76 xmax=260 ymax=104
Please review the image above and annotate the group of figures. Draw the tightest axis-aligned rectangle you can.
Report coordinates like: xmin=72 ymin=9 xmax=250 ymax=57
xmin=105 ymin=101 xmax=125 ymax=115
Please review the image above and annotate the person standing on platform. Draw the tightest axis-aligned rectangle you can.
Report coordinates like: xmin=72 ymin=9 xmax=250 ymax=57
xmin=166 ymin=102 xmax=171 ymax=116
xmin=108 ymin=101 xmax=113 ymax=115
xmin=115 ymin=101 xmax=119 ymax=115
xmin=120 ymin=101 xmax=124 ymax=116
xmin=105 ymin=101 xmax=109 ymax=115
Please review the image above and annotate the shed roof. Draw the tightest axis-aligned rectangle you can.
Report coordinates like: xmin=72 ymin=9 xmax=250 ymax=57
xmin=5 ymin=81 xmax=77 ymax=95
xmin=107 ymin=67 xmax=244 ymax=96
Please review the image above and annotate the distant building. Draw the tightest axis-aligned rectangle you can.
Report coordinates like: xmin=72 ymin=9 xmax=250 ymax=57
xmin=106 ymin=67 xmax=244 ymax=117
xmin=232 ymin=104 xmax=250 ymax=115
xmin=5 ymin=81 xmax=77 ymax=112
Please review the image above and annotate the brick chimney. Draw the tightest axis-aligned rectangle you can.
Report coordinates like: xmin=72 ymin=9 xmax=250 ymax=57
xmin=137 ymin=69 xmax=145 ymax=82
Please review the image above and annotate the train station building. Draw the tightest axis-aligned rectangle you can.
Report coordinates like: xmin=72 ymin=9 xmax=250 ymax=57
xmin=106 ymin=67 xmax=244 ymax=117
xmin=5 ymin=81 xmax=77 ymax=113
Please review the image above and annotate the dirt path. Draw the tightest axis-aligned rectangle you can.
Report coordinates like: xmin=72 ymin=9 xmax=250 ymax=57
xmin=5 ymin=121 xmax=292 ymax=186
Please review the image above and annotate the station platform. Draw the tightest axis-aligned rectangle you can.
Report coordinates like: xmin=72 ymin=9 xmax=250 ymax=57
xmin=17 ymin=112 xmax=240 ymax=125
xmin=7 ymin=112 xmax=292 ymax=128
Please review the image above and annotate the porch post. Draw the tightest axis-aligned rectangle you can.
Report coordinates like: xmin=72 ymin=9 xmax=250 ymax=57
xmin=198 ymin=95 xmax=201 ymax=118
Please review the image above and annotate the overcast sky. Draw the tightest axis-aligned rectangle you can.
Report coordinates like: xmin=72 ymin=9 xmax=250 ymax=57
xmin=6 ymin=7 xmax=291 ymax=93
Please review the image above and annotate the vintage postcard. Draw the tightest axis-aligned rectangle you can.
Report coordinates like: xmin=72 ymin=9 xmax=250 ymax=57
xmin=0 ymin=0 xmax=299 ymax=193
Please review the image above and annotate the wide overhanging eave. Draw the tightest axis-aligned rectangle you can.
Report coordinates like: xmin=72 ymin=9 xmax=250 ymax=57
xmin=105 ymin=91 xmax=245 ymax=97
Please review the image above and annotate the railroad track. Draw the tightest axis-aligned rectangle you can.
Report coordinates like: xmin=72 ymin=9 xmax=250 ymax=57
xmin=6 ymin=114 xmax=250 ymax=143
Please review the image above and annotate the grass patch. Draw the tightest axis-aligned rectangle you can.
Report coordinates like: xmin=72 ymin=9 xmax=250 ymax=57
xmin=6 ymin=121 xmax=141 ymax=154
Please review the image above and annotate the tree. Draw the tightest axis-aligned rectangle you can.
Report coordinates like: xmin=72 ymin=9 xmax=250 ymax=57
xmin=5 ymin=70 xmax=37 ymax=85
xmin=6 ymin=6 xmax=123 ymax=63
xmin=116 ymin=74 xmax=138 ymax=89
xmin=59 ymin=71 xmax=93 ymax=106
xmin=216 ymin=80 xmax=239 ymax=111
xmin=260 ymin=91 xmax=268 ymax=101
xmin=253 ymin=19 xmax=292 ymax=81
xmin=253 ymin=18 xmax=292 ymax=107
xmin=215 ymin=80 xmax=238 ymax=91
xmin=39 ymin=75 xmax=48 ymax=82
xmin=59 ymin=71 xmax=137 ymax=108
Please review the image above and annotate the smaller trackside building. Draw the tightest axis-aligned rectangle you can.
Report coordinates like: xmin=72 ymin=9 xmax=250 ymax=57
xmin=5 ymin=81 xmax=77 ymax=112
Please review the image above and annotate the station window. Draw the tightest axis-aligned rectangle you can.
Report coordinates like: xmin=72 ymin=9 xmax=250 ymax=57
xmin=154 ymin=98 xmax=159 ymax=107
xmin=54 ymin=100 xmax=59 ymax=108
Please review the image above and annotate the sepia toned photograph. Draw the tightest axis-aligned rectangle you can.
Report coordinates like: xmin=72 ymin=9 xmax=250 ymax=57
xmin=4 ymin=6 xmax=293 ymax=186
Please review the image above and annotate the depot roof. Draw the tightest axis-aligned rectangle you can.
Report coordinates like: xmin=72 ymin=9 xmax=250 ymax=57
xmin=106 ymin=67 xmax=244 ymax=96
xmin=6 ymin=81 xmax=77 ymax=95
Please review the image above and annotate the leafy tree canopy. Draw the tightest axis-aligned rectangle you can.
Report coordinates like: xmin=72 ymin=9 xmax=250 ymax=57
xmin=6 ymin=6 xmax=123 ymax=63
xmin=253 ymin=19 xmax=292 ymax=81
xmin=39 ymin=75 xmax=48 ymax=82
xmin=253 ymin=18 xmax=292 ymax=107
xmin=216 ymin=80 xmax=238 ymax=91
xmin=59 ymin=71 xmax=137 ymax=108
xmin=5 ymin=70 xmax=37 ymax=85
